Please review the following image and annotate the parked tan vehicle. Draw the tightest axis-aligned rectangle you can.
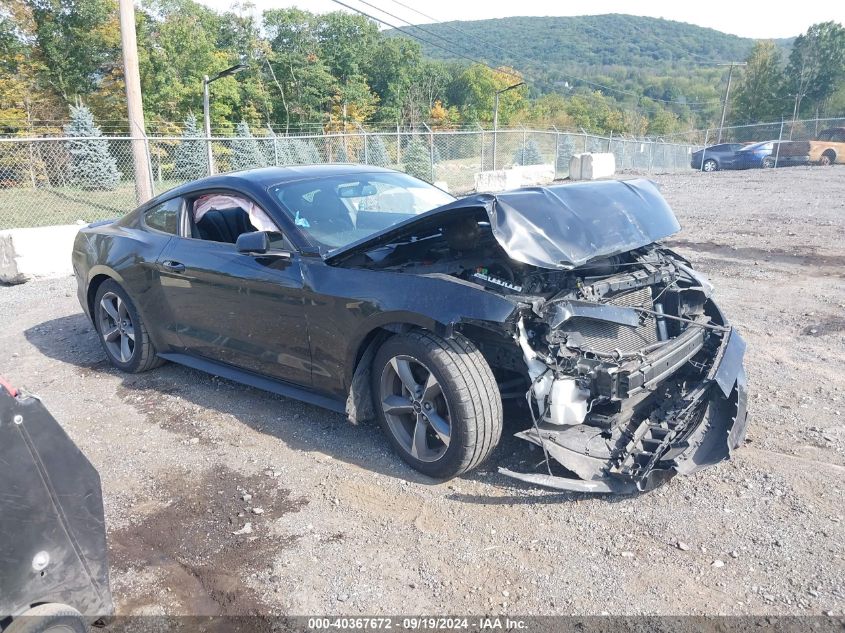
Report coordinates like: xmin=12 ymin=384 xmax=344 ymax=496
xmin=768 ymin=127 xmax=845 ymax=167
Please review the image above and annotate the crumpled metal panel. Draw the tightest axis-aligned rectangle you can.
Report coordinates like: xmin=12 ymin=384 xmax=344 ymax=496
xmin=486 ymin=179 xmax=681 ymax=269
xmin=326 ymin=178 xmax=680 ymax=270
xmin=0 ymin=386 xmax=113 ymax=618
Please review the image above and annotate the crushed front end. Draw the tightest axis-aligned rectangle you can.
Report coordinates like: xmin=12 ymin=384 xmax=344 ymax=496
xmin=501 ymin=247 xmax=748 ymax=493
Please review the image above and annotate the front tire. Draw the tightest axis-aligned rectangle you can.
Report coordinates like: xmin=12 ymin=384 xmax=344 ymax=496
xmin=372 ymin=331 xmax=503 ymax=479
xmin=703 ymin=159 xmax=718 ymax=172
xmin=94 ymin=279 xmax=163 ymax=373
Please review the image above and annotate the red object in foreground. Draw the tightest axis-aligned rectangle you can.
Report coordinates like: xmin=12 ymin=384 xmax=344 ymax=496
xmin=0 ymin=375 xmax=17 ymax=398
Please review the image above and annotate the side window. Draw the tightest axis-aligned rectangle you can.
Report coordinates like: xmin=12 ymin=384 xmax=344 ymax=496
xmin=144 ymin=198 xmax=181 ymax=234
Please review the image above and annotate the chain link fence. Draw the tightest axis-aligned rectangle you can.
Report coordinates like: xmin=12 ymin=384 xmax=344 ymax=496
xmin=2 ymin=118 xmax=840 ymax=229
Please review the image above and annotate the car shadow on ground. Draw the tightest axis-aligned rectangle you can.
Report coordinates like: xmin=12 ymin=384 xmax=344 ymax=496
xmin=24 ymin=313 xmax=610 ymax=504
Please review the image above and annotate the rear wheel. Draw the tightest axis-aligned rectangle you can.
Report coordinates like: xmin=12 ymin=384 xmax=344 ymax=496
xmin=5 ymin=603 xmax=88 ymax=633
xmin=703 ymin=159 xmax=718 ymax=172
xmin=819 ymin=151 xmax=835 ymax=166
xmin=762 ymin=156 xmax=775 ymax=168
xmin=372 ymin=331 xmax=502 ymax=479
xmin=94 ymin=279 xmax=163 ymax=373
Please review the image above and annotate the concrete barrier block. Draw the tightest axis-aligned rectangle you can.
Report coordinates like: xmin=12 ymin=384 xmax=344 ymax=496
xmin=511 ymin=163 xmax=555 ymax=187
xmin=579 ymin=152 xmax=616 ymax=180
xmin=474 ymin=162 xmax=556 ymax=193
xmin=0 ymin=224 xmax=81 ymax=284
xmin=569 ymin=153 xmax=584 ymax=180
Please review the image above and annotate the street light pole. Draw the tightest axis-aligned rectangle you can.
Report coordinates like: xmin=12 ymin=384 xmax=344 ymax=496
xmin=202 ymin=63 xmax=248 ymax=176
xmin=492 ymin=81 xmax=525 ymax=171
xmin=717 ymin=62 xmax=746 ymax=143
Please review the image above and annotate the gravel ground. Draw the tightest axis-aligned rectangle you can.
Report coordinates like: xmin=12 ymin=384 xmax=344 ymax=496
xmin=1 ymin=166 xmax=843 ymax=617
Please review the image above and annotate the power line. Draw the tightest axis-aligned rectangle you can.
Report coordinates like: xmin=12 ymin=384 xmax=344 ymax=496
xmin=327 ymin=0 xmax=523 ymax=81
xmin=380 ymin=0 xmax=722 ymax=108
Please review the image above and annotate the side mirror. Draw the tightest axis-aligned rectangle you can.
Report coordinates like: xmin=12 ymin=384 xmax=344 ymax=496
xmin=236 ymin=231 xmax=269 ymax=254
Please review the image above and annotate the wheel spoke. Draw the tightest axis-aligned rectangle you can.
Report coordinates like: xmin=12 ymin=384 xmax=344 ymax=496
xmin=117 ymin=297 xmax=128 ymax=320
xmin=382 ymin=394 xmax=414 ymax=415
xmin=421 ymin=371 xmax=441 ymax=404
xmin=120 ymin=334 xmax=131 ymax=362
xmin=123 ymin=324 xmax=135 ymax=341
xmin=390 ymin=357 xmax=420 ymax=395
xmin=410 ymin=415 xmax=428 ymax=459
xmin=426 ymin=411 xmax=451 ymax=447
xmin=102 ymin=326 xmax=120 ymax=342
xmin=100 ymin=297 xmax=118 ymax=321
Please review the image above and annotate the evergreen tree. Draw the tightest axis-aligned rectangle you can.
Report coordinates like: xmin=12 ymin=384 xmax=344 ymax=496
xmin=335 ymin=142 xmax=349 ymax=163
xmin=367 ymin=134 xmax=390 ymax=167
xmin=173 ymin=113 xmax=208 ymax=181
xmin=556 ymin=135 xmax=575 ymax=174
xmin=404 ymin=136 xmax=431 ymax=181
xmin=232 ymin=121 xmax=265 ymax=171
xmin=289 ymin=139 xmax=320 ymax=164
xmin=512 ymin=139 xmax=544 ymax=166
xmin=63 ymin=104 xmax=121 ymax=190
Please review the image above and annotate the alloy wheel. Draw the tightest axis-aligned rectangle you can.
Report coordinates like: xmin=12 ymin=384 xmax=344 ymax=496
xmin=379 ymin=355 xmax=451 ymax=463
xmin=703 ymin=160 xmax=717 ymax=172
xmin=97 ymin=291 xmax=135 ymax=363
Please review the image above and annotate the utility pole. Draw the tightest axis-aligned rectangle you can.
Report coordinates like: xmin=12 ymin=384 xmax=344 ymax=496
xmin=118 ymin=0 xmax=153 ymax=203
xmin=717 ymin=62 xmax=746 ymax=143
xmin=202 ymin=63 xmax=247 ymax=176
xmin=492 ymin=81 xmax=524 ymax=170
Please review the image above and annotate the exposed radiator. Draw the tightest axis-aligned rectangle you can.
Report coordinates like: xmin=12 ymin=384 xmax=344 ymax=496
xmin=564 ymin=287 xmax=658 ymax=354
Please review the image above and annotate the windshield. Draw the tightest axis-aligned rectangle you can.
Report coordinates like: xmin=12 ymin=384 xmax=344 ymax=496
xmin=270 ymin=172 xmax=455 ymax=250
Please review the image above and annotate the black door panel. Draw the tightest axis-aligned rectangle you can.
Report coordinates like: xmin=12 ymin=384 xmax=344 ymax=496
xmin=156 ymin=238 xmax=312 ymax=387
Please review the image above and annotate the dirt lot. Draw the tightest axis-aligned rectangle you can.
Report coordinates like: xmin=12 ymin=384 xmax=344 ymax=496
xmin=1 ymin=167 xmax=843 ymax=617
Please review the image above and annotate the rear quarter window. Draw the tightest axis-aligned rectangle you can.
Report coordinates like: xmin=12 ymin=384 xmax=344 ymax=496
xmin=144 ymin=198 xmax=181 ymax=234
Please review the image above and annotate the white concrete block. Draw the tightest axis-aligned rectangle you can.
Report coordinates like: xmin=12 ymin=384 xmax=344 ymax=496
xmin=569 ymin=154 xmax=585 ymax=180
xmin=569 ymin=152 xmax=616 ymax=180
xmin=474 ymin=168 xmax=520 ymax=193
xmin=474 ymin=162 xmax=556 ymax=193
xmin=0 ymin=224 xmax=80 ymax=284
xmin=511 ymin=163 xmax=555 ymax=187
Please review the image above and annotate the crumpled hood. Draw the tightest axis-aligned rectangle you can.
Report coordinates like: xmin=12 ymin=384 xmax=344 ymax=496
xmin=326 ymin=178 xmax=681 ymax=270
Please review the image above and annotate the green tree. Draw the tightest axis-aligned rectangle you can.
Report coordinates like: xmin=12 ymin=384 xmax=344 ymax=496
xmin=63 ymin=103 xmax=121 ymax=190
xmin=448 ymin=64 xmax=526 ymax=124
xmin=732 ymin=41 xmax=786 ymax=123
xmin=786 ymin=22 xmax=845 ymax=117
xmin=366 ymin=134 xmax=390 ymax=167
xmin=403 ymin=136 xmax=431 ymax=181
xmin=231 ymin=120 xmax=265 ymax=170
xmin=513 ymin=139 xmax=543 ymax=165
xmin=173 ymin=113 xmax=208 ymax=180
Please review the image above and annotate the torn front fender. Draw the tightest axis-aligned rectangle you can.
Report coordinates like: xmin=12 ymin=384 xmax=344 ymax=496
xmin=500 ymin=330 xmax=749 ymax=494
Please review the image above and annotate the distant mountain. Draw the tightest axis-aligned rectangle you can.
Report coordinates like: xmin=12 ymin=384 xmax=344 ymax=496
xmin=388 ymin=14 xmax=792 ymax=84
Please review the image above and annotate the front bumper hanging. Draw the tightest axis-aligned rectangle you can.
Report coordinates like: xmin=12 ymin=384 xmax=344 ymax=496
xmin=500 ymin=329 xmax=748 ymax=494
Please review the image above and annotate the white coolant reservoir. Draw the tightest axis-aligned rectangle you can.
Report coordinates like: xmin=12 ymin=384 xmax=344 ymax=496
xmin=543 ymin=378 xmax=590 ymax=425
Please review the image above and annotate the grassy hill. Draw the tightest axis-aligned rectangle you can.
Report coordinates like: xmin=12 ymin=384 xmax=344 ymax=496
xmin=388 ymin=14 xmax=792 ymax=93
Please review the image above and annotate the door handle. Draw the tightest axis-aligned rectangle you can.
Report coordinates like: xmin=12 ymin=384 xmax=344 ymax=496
xmin=161 ymin=260 xmax=185 ymax=273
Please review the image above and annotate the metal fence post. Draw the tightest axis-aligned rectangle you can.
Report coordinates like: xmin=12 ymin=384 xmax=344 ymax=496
xmin=143 ymin=134 xmax=156 ymax=197
xmin=423 ymin=122 xmax=434 ymax=182
xmin=553 ymin=125 xmax=560 ymax=178
xmin=700 ymin=130 xmax=709 ymax=172
xmin=521 ymin=127 xmax=527 ymax=165
xmin=478 ymin=123 xmax=485 ymax=172
xmin=774 ymin=118 xmax=784 ymax=168
xmin=396 ymin=123 xmax=401 ymax=166
xmin=607 ymin=130 xmax=612 ymax=153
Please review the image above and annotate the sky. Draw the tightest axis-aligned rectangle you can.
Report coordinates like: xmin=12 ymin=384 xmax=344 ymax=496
xmin=198 ymin=0 xmax=845 ymax=39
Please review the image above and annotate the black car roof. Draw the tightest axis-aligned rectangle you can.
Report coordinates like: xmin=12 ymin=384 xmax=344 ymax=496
xmin=144 ymin=164 xmax=398 ymax=208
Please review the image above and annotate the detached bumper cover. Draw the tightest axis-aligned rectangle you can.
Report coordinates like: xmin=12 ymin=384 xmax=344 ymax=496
xmin=0 ymin=382 xmax=113 ymax=617
xmin=500 ymin=330 xmax=749 ymax=494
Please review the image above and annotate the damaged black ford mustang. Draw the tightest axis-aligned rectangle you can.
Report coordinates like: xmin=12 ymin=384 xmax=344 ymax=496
xmin=73 ymin=165 xmax=748 ymax=493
